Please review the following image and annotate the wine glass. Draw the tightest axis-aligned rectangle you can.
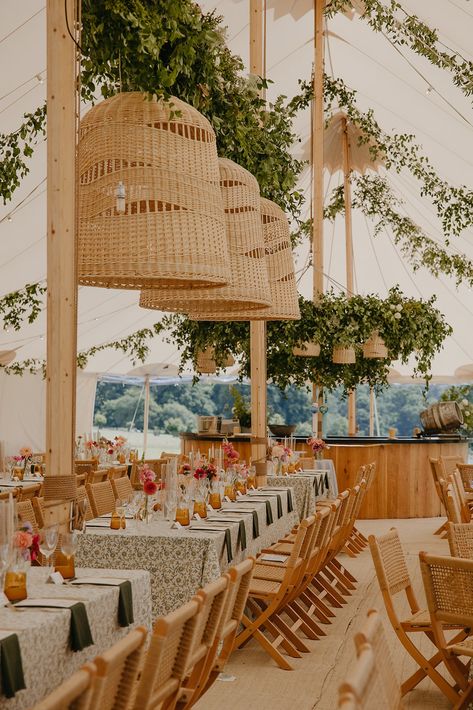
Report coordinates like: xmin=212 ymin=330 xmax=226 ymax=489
xmin=115 ymin=498 xmax=126 ymax=527
xmin=38 ymin=526 xmax=58 ymax=581
xmin=61 ymin=531 xmax=78 ymax=559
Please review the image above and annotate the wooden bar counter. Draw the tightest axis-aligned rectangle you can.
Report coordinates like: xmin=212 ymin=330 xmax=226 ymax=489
xmin=181 ymin=433 xmax=468 ymax=519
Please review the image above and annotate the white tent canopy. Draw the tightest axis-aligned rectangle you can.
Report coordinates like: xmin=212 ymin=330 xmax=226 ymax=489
xmin=0 ymin=0 xmax=472 ymax=384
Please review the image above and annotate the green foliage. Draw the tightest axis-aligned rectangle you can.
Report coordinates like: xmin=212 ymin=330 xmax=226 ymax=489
xmin=230 ymin=385 xmax=251 ymax=428
xmin=165 ymin=288 xmax=451 ymax=393
xmin=0 ymin=282 xmax=46 ymax=331
xmin=326 ymin=0 xmax=473 ymax=99
xmin=325 ymin=175 xmax=473 ymax=286
xmin=439 ymin=385 xmax=473 ymax=435
xmin=0 ymin=105 xmax=46 ymax=204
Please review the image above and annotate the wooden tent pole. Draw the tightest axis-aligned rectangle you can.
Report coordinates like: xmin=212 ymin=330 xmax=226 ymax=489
xmin=312 ymin=0 xmax=325 ymax=436
xmin=44 ymin=0 xmax=78 ymax=507
xmin=249 ymin=0 xmax=268 ymax=471
xmin=369 ymin=387 xmax=375 ymax=436
xmin=143 ymin=375 xmax=150 ymax=457
xmin=342 ymin=115 xmax=356 ymax=436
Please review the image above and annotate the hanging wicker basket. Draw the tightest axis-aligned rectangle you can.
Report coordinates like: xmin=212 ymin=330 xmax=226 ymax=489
xmin=332 ymin=346 xmax=356 ymax=364
xmin=189 ymin=197 xmax=300 ymax=321
xmin=140 ymin=158 xmax=271 ymax=313
xmin=78 ymin=92 xmax=228 ymax=289
xmin=362 ymin=331 xmax=388 ymax=359
xmin=292 ymin=342 xmax=321 ymax=357
xmin=196 ymin=348 xmax=235 ymax=375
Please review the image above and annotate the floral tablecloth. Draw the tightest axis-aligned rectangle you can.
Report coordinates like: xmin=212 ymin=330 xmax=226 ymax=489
xmin=1 ymin=567 xmax=152 ymax=709
xmin=76 ymin=492 xmax=298 ymax=618
xmin=265 ymin=474 xmax=330 ymax=519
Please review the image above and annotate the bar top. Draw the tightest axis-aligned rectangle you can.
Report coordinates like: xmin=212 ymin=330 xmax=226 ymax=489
xmin=181 ymin=433 xmax=466 ymax=445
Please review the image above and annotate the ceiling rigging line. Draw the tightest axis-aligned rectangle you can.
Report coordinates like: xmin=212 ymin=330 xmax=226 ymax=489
xmin=362 ymin=213 xmax=389 ymax=292
xmin=0 ymin=83 xmax=45 ymax=117
xmin=0 ymin=70 xmax=46 ymax=104
xmin=0 ymin=178 xmax=47 ymax=224
xmin=380 ymin=30 xmax=473 ymax=128
xmin=0 ymin=235 xmax=45 ymax=270
xmin=0 ymin=7 xmax=45 ymax=45
xmin=329 ymin=31 xmax=473 ymax=132
xmin=446 ymin=0 xmax=473 ymax=21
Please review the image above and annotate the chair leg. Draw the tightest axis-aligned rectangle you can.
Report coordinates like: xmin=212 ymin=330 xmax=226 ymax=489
xmin=269 ymin=614 xmax=312 ymax=654
xmin=330 ymin=557 xmax=358 ymax=585
xmin=290 ymin=599 xmax=327 ymax=637
xmin=300 ymin=588 xmax=335 ymax=621
xmin=312 ymin=575 xmax=347 ymax=607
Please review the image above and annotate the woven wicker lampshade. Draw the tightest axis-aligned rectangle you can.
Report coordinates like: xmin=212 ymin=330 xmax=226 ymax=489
xmin=332 ymin=346 xmax=356 ymax=364
xmin=363 ymin=331 xmax=388 ymax=359
xmin=187 ymin=197 xmax=300 ymax=321
xmin=139 ymin=158 xmax=271 ymax=313
xmin=196 ymin=348 xmax=235 ymax=375
xmin=292 ymin=342 xmax=321 ymax=357
xmin=78 ymin=92 xmax=228 ymax=289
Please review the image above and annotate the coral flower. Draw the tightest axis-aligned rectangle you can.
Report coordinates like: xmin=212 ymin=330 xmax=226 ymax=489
xmin=143 ymin=480 xmax=158 ymax=495
xmin=14 ymin=531 xmax=33 ymax=549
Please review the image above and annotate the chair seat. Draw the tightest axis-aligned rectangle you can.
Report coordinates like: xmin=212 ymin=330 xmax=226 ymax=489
xmin=401 ymin=609 xmax=433 ymax=628
xmin=253 ymin=564 xmax=287 ymax=583
xmin=267 ymin=542 xmax=294 ymax=554
xmin=448 ymin=637 xmax=473 ymax=657
xmin=249 ymin=577 xmax=280 ymax=597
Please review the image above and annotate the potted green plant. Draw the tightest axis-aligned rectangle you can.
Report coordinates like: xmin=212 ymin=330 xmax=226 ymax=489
xmin=230 ymin=386 xmax=251 ymax=431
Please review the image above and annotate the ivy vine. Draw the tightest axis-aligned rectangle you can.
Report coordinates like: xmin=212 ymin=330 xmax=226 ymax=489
xmin=0 ymin=282 xmax=46 ymax=331
xmin=0 ymin=105 xmax=46 ymax=204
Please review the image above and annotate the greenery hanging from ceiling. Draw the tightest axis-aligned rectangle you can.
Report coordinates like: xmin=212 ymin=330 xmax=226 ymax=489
xmin=164 ymin=287 xmax=452 ymax=394
xmin=325 ymin=176 xmax=473 ymax=286
xmin=0 ymin=322 xmax=165 ymax=376
xmin=0 ymin=282 xmax=46 ymax=331
xmin=326 ymin=0 xmax=473 ymax=99
xmin=0 ymin=105 xmax=46 ymax=205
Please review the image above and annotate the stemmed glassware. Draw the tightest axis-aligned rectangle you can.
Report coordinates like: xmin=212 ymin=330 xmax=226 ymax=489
xmin=38 ymin=525 xmax=59 ymax=581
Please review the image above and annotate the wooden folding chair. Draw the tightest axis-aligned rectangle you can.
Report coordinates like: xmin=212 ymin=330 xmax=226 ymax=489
xmin=457 ymin=463 xmax=473 ymax=494
xmin=108 ymin=465 xmax=128 ymax=480
xmin=17 ymin=499 xmax=39 ymax=534
xmin=74 ymin=461 xmax=94 ymax=478
xmin=439 ymin=479 xmax=464 ymax=524
xmin=447 ymin=521 xmax=473 ymax=558
xmin=87 ymin=469 xmax=110 ymax=485
xmin=439 ymin=454 xmax=465 ymax=478
xmin=369 ymin=528 xmax=466 ymax=702
xmin=18 ymin=483 xmax=42 ymax=501
xmin=233 ymin=516 xmax=310 ymax=670
xmin=449 ymin=470 xmax=473 ymax=518
xmin=130 ymin=459 xmax=167 ymax=489
xmin=33 ymin=662 xmax=96 ymax=710
xmin=338 ymin=638 xmax=403 ymax=709
xmin=133 ymin=598 xmax=202 ymax=710
xmin=343 ymin=482 xmax=367 ymax=557
xmin=32 ymin=496 xmax=45 ymax=529
xmin=86 ymin=480 xmax=116 ymax=517
xmin=419 ymin=552 xmax=473 ymax=708
xmin=0 ymin=489 xmax=19 ymax=500
xmin=90 ymin=626 xmax=147 ymax=708
xmin=429 ymin=457 xmax=448 ymax=536
xmin=111 ymin=475 xmax=133 ymax=502
xmin=188 ymin=559 xmax=255 ymax=704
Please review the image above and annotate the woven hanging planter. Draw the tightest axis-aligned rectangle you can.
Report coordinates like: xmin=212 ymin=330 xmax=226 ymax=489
xmin=362 ymin=331 xmax=388 ymax=359
xmin=332 ymin=346 xmax=356 ymax=364
xmin=139 ymin=158 xmax=271 ymax=313
xmin=189 ymin=197 xmax=300 ymax=321
xmin=292 ymin=342 xmax=321 ymax=357
xmin=196 ymin=347 xmax=235 ymax=375
xmin=78 ymin=92 xmax=228 ymax=289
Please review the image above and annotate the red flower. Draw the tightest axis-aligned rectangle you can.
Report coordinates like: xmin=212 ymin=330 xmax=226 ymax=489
xmin=143 ymin=480 xmax=158 ymax=495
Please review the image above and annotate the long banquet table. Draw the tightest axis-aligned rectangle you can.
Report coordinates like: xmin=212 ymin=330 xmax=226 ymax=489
xmin=76 ymin=489 xmax=299 ymax=617
xmin=265 ymin=471 xmax=332 ymax=519
xmin=1 ymin=567 xmax=152 ymax=709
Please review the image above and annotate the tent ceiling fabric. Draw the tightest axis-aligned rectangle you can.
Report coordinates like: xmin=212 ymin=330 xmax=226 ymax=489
xmin=0 ymin=1 xmax=472 ymax=380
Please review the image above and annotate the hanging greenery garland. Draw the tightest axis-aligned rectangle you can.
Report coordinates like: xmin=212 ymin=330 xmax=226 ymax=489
xmin=0 ymin=105 xmax=46 ymax=205
xmin=326 ymin=0 xmax=473 ymax=99
xmin=325 ymin=175 xmax=473 ymax=286
xmin=0 ymin=282 xmax=46 ymax=331
xmin=164 ymin=287 xmax=452 ymax=394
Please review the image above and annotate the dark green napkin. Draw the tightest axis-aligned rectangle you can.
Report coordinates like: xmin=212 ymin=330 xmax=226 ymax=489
xmin=237 ymin=520 xmax=247 ymax=551
xmin=313 ymin=476 xmax=321 ymax=496
xmin=324 ymin=473 xmax=330 ymax=492
xmin=70 ymin=602 xmax=94 ymax=652
xmin=0 ymin=633 xmax=25 ymax=698
xmin=265 ymin=500 xmax=273 ymax=525
xmin=251 ymin=510 xmax=260 ymax=539
xmin=223 ymin=529 xmax=233 ymax=564
xmin=275 ymin=494 xmax=283 ymax=519
xmin=118 ymin=581 xmax=134 ymax=627
xmin=287 ymin=489 xmax=294 ymax=513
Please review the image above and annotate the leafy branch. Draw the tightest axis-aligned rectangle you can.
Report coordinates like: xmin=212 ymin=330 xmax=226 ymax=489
xmin=0 ymin=282 xmax=46 ymax=331
xmin=0 ymin=104 xmax=46 ymax=204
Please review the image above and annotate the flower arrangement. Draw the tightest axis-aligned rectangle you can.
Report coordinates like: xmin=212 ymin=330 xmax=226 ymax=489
xmin=222 ymin=441 xmax=239 ymax=467
xmin=14 ymin=521 xmax=39 ymax=562
xmin=307 ymin=437 xmax=328 ymax=455
xmin=13 ymin=446 xmax=33 ymax=471
xmin=178 ymin=462 xmax=192 ymax=476
xmin=194 ymin=463 xmax=217 ymax=482
xmin=271 ymin=444 xmax=292 ymax=463
xmin=140 ymin=464 xmax=158 ymax=496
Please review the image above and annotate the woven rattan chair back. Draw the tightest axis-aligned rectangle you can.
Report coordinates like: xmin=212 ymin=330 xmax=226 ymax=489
xmin=449 ymin=470 xmax=472 ymax=522
xmin=86 ymin=469 xmax=109 ymax=485
xmin=447 ymin=522 xmax=473 ymax=558
xmin=457 ymin=463 xmax=473 ymax=493
xmin=86 ymin=480 xmax=116 ymax=518
xmin=440 ymin=478 xmax=464 ymax=524
xmin=76 ymin=485 xmax=94 ymax=522
xmin=111 ymin=476 xmax=133 ymax=502
xmin=74 ymin=462 xmax=93 ymax=477
xmin=369 ymin=528 xmax=419 ymax=617
xmin=90 ymin=626 xmax=147 ymax=710
xmin=78 ymin=92 xmax=228 ymax=290
xmin=130 ymin=459 xmax=166 ymax=489
xmin=17 ymin=499 xmax=39 ymax=534
xmin=33 ymin=662 xmax=96 ymax=710
xmin=18 ymin=483 xmax=42 ymax=501
xmin=75 ymin=473 xmax=87 ymax=487
xmin=338 ymin=644 xmax=402 ymax=710
xmin=32 ymin=496 xmax=45 ymax=529
xmin=133 ymin=598 xmax=201 ymax=710
xmin=354 ymin=609 xmax=402 ymax=706
xmin=108 ymin=465 xmax=128 ymax=481
xmin=439 ymin=455 xmax=465 ymax=478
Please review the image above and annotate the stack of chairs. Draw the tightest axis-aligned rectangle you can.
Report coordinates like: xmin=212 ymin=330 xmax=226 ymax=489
xmin=33 ymin=558 xmax=255 ymax=710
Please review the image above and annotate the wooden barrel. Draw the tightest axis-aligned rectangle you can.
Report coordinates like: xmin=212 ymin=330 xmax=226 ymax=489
xmin=420 ymin=402 xmax=463 ymax=433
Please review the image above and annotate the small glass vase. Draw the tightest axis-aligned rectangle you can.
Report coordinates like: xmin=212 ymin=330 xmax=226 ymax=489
xmin=4 ymin=550 xmax=30 ymax=602
xmin=137 ymin=494 xmax=152 ymax=524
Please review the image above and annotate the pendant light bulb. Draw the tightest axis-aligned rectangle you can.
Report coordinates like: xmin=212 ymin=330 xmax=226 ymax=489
xmin=115 ymin=181 xmax=126 ymax=213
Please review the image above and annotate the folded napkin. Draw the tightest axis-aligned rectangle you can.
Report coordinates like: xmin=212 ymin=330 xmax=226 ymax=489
xmin=14 ymin=600 xmax=93 ymax=652
xmin=0 ymin=632 xmax=25 ymax=698
xmin=191 ymin=526 xmax=233 ymax=564
xmin=237 ymin=519 xmax=247 ymax=551
xmin=71 ymin=578 xmax=133 ymax=627
xmin=254 ymin=492 xmax=283 ymax=518
xmin=265 ymin=500 xmax=273 ymax=525
xmin=287 ymin=489 xmax=294 ymax=513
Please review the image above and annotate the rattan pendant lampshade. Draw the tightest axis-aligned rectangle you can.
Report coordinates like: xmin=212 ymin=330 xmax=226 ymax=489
xmin=363 ymin=331 xmax=388 ymax=359
xmin=187 ymin=197 xmax=300 ymax=321
xmin=196 ymin=347 xmax=235 ymax=375
xmin=139 ymin=158 xmax=271 ymax=313
xmin=78 ymin=92 xmax=228 ymax=289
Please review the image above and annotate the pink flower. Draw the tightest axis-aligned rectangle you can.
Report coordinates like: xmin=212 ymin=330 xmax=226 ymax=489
xmin=107 ymin=448 xmax=114 ymax=455
xmin=19 ymin=446 xmax=32 ymax=459
xmin=139 ymin=465 xmax=156 ymax=484
xmin=143 ymin=480 xmax=158 ymax=495
xmin=14 ymin=531 xmax=33 ymax=549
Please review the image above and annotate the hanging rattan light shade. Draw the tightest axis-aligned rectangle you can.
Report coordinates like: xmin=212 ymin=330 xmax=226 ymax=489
xmin=187 ymin=197 xmax=300 ymax=321
xmin=332 ymin=346 xmax=357 ymax=364
xmin=78 ymin=92 xmax=228 ymax=289
xmin=363 ymin=331 xmax=388 ymax=359
xmin=196 ymin=347 xmax=235 ymax=375
xmin=139 ymin=158 xmax=271 ymax=313
xmin=292 ymin=342 xmax=321 ymax=357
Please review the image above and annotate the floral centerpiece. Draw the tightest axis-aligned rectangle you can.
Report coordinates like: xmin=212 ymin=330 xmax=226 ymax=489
xmin=138 ymin=464 xmax=158 ymax=521
xmin=194 ymin=462 xmax=217 ymax=483
xmin=178 ymin=462 xmax=192 ymax=476
xmin=14 ymin=521 xmax=39 ymax=563
xmin=307 ymin=437 xmax=329 ymax=460
xmin=222 ymin=440 xmax=239 ymax=468
xmin=11 ymin=446 xmax=33 ymax=478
